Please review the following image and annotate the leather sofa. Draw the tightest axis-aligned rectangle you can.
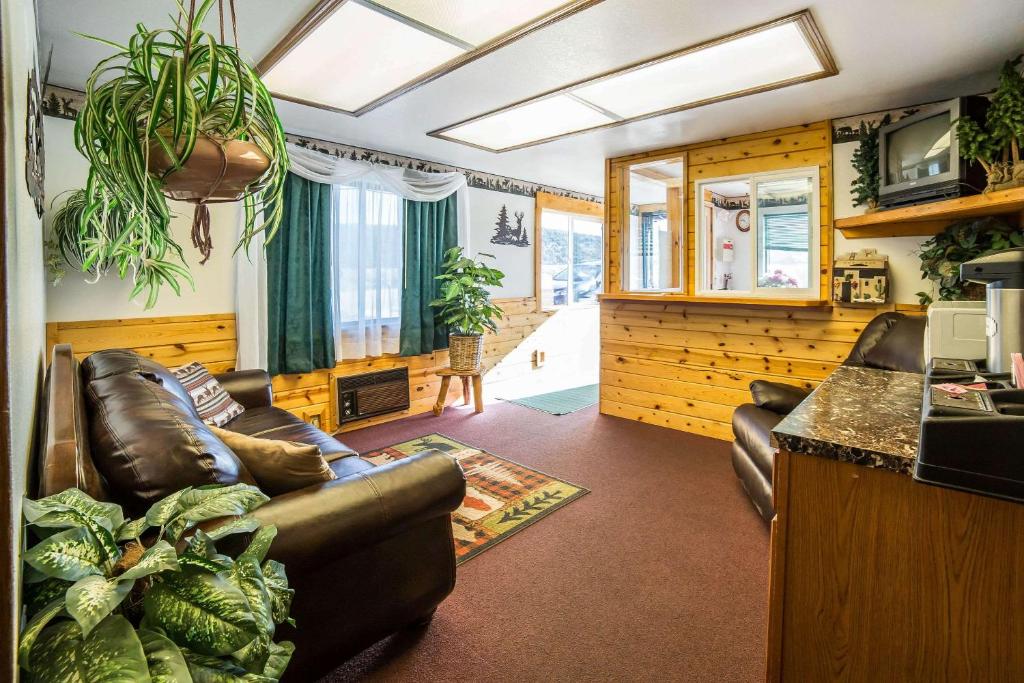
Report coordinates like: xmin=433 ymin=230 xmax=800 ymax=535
xmin=38 ymin=345 xmax=467 ymax=681
xmin=731 ymin=313 xmax=927 ymax=521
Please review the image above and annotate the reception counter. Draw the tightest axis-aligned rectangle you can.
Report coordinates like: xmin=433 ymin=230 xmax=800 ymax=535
xmin=765 ymin=366 xmax=1024 ymax=682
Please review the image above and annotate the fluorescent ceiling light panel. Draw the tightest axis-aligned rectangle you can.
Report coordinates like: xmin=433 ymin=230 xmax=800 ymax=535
xmin=441 ymin=95 xmax=615 ymax=150
xmin=433 ymin=11 xmax=836 ymax=152
xmin=259 ymin=0 xmax=599 ymax=115
xmin=373 ymin=0 xmax=572 ymax=46
xmin=573 ymin=22 xmax=822 ymax=118
xmin=262 ymin=2 xmax=465 ymax=112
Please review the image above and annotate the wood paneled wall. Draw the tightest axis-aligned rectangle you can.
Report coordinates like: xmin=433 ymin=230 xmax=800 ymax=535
xmin=601 ymin=121 xmax=915 ymax=441
xmin=46 ymin=297 xmax=551 ymax=434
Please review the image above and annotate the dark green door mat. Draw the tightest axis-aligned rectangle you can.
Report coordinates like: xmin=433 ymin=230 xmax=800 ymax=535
xmin=503 ymin=384 xmax=600 ymax=415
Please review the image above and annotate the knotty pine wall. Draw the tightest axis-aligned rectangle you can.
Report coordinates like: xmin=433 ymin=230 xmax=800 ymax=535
xmin=601 ymin=121 xmax=917 ymax=441
xmin=46 ymin=297 xmax=551 ymax=434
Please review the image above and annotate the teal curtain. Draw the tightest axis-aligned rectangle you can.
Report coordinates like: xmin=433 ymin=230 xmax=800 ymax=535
xmin=266 ymin=173 xmax=335 ymax=375
xmin=400 ymin=195 xmax=459 ymax=356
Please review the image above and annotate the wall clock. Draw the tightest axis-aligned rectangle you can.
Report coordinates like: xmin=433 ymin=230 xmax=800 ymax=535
xmin=735 ymin=209 xmax=750 ymax=232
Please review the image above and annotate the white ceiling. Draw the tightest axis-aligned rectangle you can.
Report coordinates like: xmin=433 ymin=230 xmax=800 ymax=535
xmin=39 ymin=0 xmax=1024 ymax=198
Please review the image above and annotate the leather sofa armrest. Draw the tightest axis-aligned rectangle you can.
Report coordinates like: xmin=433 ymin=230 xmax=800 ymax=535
xmin=233 ymin=450 xmax=466 ymax=572
xmin=214 ymin=369 xmax=273 ymax=409
xmin=749 ymin=380 xmax=811 ymax=415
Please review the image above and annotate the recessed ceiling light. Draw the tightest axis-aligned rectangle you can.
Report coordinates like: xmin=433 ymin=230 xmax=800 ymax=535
xmin=258 ymin=0 xmax=604 ymax=116
xmin=431 ymin=11 xmax=837 ymax=152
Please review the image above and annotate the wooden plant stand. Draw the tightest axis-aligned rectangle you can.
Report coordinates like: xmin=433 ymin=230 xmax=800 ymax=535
xmin=433 ymin=368 xmax=483 ymax=416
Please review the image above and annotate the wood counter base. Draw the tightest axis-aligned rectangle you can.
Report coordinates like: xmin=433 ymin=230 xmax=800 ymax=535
xmin=767 ymin=449 xmax=1024 ymax=682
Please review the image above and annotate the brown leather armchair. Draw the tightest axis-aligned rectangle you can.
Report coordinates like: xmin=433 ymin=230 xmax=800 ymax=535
xmin=40 ymin=346 xmax=466 ymax=681
xmin=731 ymin=313 xmax=927 ymax=521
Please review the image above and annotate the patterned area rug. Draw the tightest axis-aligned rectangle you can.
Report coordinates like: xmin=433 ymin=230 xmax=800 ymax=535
xmin=361 ymin=434 xmax=589 ymax=563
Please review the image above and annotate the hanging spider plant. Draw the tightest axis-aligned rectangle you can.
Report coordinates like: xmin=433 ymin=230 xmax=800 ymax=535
xmin=74 ymin=0 xmax=288 ymax=307
xmin=46 ymin=184 xmax=146 ymax=286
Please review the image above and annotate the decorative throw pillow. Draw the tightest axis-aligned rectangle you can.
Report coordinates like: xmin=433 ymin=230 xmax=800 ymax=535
xmin=209 ymin=426 xmax=337 ymax=496
xmin=172 ymin=361 xmax=245 ymax=427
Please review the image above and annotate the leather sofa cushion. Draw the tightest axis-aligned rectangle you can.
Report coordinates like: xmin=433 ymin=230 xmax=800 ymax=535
xmin=85 ymin=372 xmax=256 ymax=515
xmin=731 ymin=442 xmax=774 ymax=522
xmin=222 ymin=406 xmax=359 ymax=462
xmin=82 ymin=349 xmax=198 ymax=418
xmin=731 ymin=403 xmax=785 ymax=480
xmin=749 ymin=380 xmax=810 ymax=414
xmin=209 ymin=426 xmax=336 ymax=496
xmin=844 ymin=312 xmax=926 ymax=373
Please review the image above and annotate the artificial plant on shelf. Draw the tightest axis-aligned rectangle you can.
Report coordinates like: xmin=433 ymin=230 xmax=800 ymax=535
xmin=849 ymin=114 xmax=891 ymax=211
xmin=18 ymin=484 xmax=294 ymax=682
xmin=956 ymin=55 xmax=1024 ymax=191
xmin=74 ymin=0 xmax=289 ymax=307
xmin=430 ymin=247 xmax=505 ymax=371
xmin=915 ymin=216 xmax=1024 ymax=304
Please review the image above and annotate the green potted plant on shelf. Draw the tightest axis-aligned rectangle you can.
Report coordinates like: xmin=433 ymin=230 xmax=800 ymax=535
xmin=19 ymin=485 xmax=295 ymax=681
xmin=850 ymin=114 xmax=890 ymax=211
xmin=431 ymin=247 xmax=506 ymax=372
xmin=956 ymin=55 xmax=1024 ymax=191
xmin=74 ymin=0 xmax=289 ymax=307
xmin=915 ymin=216 xmax=1024 ymax=304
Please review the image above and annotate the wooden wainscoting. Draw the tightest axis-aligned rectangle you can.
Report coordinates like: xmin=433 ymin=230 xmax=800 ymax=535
xmin=46 ymin=297 xmax=552 ymax=434
xmin=46 ymin=314 xmax=238 ymax=373
xmin=600 ymin=301 xmax=903 ymax=441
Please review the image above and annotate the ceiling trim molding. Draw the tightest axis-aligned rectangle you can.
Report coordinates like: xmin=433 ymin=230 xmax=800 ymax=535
xmin=39 ymin=85 xmax=602 ymax=202
xmin=430 ymin=9 xmax=839 ymax=153
xmin=255 ymin=0 xmax=607 ymax=117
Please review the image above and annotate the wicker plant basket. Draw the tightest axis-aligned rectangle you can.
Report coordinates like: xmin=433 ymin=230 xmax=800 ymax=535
xmin=449 ymin=334 xmax=483 ymax=372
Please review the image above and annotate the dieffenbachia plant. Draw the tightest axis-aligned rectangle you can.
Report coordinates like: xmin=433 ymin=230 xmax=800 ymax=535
xmin=19 ymin=485 xmax=295 ymax=682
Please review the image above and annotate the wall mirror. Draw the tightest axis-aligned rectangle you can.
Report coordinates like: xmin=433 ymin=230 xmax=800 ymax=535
xmin=624 ymin=157 xmax=685 ymax=292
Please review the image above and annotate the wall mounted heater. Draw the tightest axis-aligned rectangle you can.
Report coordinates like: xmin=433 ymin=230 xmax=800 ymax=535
xmin=337 ymin=368 xmax=410 ymax=425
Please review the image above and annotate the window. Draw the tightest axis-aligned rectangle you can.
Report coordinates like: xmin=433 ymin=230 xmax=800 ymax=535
xmin=331 ymin=181 xmax=403 ymax=358
xmin=540 ymin=209 xmax=603 ymax=308
xmin=624 ymin=158 xmax=685 ymax=292
xmin=695 ymin=168 xmax=819 ymax=299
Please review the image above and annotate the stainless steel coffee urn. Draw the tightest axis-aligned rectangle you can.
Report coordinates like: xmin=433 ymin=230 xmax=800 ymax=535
xmin=962 ymin=248 xmax=1024 ymax=374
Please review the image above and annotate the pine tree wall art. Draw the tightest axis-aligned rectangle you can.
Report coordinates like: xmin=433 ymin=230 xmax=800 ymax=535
xmin=491 ymin=204 xmax=530 ymax=247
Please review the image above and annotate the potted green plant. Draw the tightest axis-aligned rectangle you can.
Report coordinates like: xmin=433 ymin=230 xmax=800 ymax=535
xmin=75 ymin=0 xmax=288 ymax=307
xmin=849 ymin=114 xmax=890 ymax=211
xmin=19 ymin=485 xmax=294 ymax=681
xmin=956 ymin=55 xmax=1024 ymax=191
xmin=45 ymin=184 xmax=127 ymax=286
xmin=916 ymin=216 xmax=1024 ymax=304
xmin=431 ymin=247 xmax=506 ymax=372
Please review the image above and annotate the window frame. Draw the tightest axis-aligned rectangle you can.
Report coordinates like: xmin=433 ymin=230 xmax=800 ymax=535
xmin=538 ymin=207 xmax=604 ymax=311
xmin=694 ymin=166 xmax=820 ymax=300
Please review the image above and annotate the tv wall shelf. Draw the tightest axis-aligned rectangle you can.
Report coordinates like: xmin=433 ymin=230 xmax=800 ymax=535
xmin=836 ymin=186 xmax=1024 ymax=239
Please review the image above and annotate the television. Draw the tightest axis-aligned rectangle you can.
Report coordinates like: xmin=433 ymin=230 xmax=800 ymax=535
xmin=877 ymin=96 xmax=988 ymax=208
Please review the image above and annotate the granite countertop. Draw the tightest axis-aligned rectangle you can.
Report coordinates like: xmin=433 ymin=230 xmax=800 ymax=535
xmin=771 ymin=365 xmax=925 ymax=475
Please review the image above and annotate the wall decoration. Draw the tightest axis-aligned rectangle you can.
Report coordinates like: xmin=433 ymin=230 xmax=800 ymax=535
xmin=491 ymin=205 xmax=530 ymax=247
xmin=956 ymin=56 xmax=1024 ymax=191
xmin=708 ymin=192 xmax=749 ymax=210
xmin=40 ymin=84 xmax=602 ymax=204
xmin=832 ymin=101 xmax=949 ymax=144
xmin=735 ymin=209 xmax=750 ymax=232
xmin=25 ymin=66 xmax=45 ymax=218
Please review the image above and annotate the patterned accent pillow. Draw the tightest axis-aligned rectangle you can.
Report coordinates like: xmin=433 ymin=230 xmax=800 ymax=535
xmin=172 ymin=362 xmax=245 ymax=427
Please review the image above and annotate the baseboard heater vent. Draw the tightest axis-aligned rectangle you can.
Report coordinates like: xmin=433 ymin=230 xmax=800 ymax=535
xmin=337 ymin=368 xmax=410 ymax=424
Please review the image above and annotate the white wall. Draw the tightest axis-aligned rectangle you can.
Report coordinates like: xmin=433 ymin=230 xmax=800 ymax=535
xmin=43 ymin=117 xmax=239 ymax=322
xmin=833 ymin=140 xmax=931 ymax=304
xmin=467 ymin=187 xmax=534 ymax=298
xmin=2 ymin=0 xmax=46 ymax=677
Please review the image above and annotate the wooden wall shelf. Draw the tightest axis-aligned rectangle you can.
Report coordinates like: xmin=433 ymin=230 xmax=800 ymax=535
xmin=835 ymin=186 xmax=1024 ymax=239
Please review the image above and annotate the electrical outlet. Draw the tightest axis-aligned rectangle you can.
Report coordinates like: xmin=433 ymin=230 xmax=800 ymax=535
xmin=532 ymin=350 xmax=546 ymax=368
xmin=309 ymin=414 xmax=321 ymax=429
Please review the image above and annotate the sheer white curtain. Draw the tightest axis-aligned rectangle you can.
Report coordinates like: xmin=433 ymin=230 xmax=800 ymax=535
xmin=236 ymin=143 xmax=471 ymax=370
xmin=331 ymin=181 xmax=403 ymax=360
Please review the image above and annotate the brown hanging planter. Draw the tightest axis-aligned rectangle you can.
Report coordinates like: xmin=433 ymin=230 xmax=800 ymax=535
xmin=147 ymin=132 xmax=270 ymax=264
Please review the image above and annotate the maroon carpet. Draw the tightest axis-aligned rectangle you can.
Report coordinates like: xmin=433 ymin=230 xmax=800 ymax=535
xmin=322 ymin=403 xmax=769 ymax=682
